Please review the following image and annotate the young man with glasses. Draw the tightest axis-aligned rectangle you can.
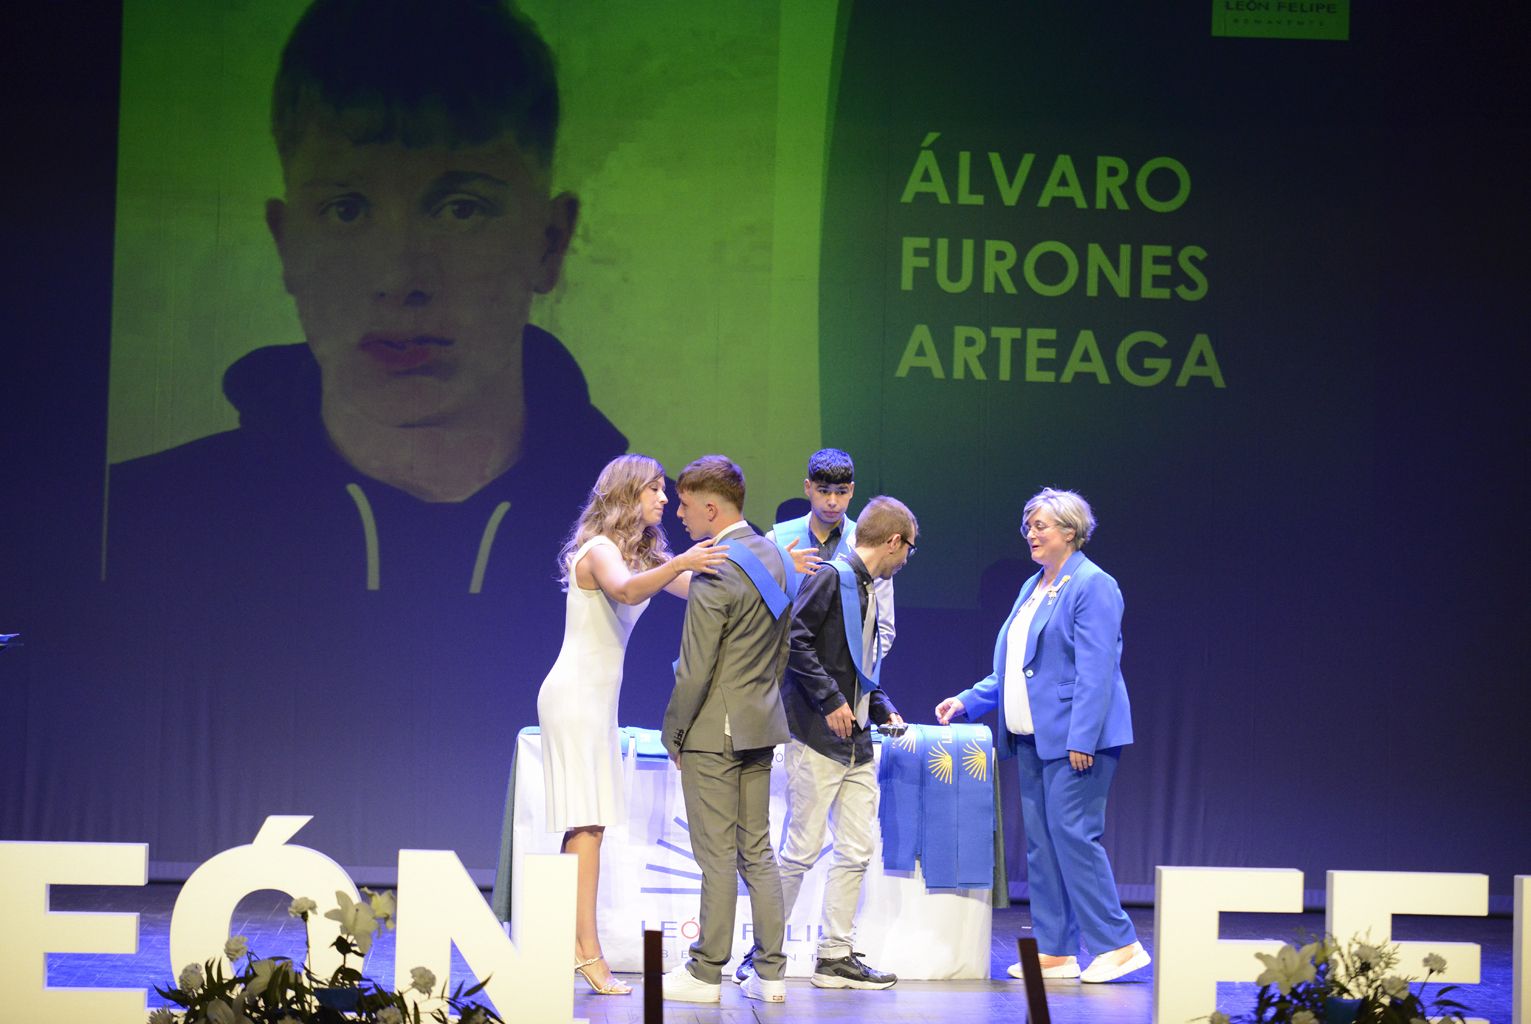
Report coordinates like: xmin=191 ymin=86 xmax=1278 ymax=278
xmin=739 ymin=495 xmax=918 ymax=990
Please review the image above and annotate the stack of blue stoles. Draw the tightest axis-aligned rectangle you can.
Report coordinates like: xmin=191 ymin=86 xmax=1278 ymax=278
xmin=877 ymin=723 xmax=995 ymax=889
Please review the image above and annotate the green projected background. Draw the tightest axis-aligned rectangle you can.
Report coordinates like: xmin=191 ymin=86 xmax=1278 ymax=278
xmin=110 ymin=0 xmax=838 ymax=506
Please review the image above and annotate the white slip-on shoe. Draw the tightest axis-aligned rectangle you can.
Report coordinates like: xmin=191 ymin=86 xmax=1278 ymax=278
xmin=1080 ymin=942 xmax=1151 ymax=984
xmin=740 ymin=973 xmax=786 ymax=1002
xmin=1007 ymin=956 xmax=1080 ymax=980
xmin=662 ymin=964 xmax=722 ymax=1002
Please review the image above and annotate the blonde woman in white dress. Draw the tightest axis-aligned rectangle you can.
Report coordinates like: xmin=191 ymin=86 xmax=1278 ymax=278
xmin=537 ymin=454 xmax=731 ymax=995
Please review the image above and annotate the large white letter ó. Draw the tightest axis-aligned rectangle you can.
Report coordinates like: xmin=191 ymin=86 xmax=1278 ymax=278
xmin=170 ymin=815 xmax=362 ymax=981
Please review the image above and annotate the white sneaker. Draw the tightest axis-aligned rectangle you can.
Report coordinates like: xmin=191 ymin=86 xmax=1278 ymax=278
xmin=662 ymin=964 xmax=721 ymax=1002
xmin=1080 ymin=942 xmax=1151 ymax=984
xmin=740 ymin=973 xmax=786 ymax=1002
xmin=1007 ymin=956 xmax=1080 ymax=980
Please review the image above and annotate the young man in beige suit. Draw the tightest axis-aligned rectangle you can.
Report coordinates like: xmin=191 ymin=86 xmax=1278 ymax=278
xmin=661 ymin=455 xmax=794 ymax=1004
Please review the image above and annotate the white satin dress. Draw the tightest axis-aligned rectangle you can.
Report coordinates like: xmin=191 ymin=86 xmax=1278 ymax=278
xmin=535 ymin=536 xmax=649 ymax=832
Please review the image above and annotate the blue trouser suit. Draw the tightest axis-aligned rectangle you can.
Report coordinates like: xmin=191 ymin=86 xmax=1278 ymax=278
xmin=1014 ymin=737 xmax=1135 ymax=955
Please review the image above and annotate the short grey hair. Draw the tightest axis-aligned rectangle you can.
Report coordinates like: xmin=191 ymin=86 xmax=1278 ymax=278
xmin=1023 ymin=487 xmax=1096 ymax=550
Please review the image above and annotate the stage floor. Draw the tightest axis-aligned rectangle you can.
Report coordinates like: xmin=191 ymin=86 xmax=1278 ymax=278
xmin=47 ymin=885 xmax=1519 ymax=1022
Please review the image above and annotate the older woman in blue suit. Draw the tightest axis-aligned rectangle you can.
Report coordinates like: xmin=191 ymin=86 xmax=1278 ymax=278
xmin=936 ymin=487 xmax=1149 ymax=984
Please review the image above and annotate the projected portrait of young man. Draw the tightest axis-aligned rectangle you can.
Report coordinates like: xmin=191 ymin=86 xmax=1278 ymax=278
xmin=98 ymin=0 xmax=671 ymax=866
xmin=108 ymin=0 xmax=624 ymax=586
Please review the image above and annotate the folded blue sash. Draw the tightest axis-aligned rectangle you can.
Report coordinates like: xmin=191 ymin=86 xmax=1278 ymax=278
xmin=619 ymin=726 xmax=669 ymax=758
xmin=877 ymin=723 xmax=994 ymax=889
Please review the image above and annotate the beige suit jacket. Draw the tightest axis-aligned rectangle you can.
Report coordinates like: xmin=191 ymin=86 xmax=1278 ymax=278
xmin=662 ymin=526 xmax=792 ymax=756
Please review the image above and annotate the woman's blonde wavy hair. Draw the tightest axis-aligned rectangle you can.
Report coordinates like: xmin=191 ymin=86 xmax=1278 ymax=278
xmin=557 ymin=454 xmax=673 ymax=588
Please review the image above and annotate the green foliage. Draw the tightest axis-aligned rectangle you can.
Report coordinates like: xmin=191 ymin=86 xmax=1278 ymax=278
xmin=149 ymin=892 xmax=505 ymax=1024
xmin=1207 ymin=934 xmax=1473 ymax=1024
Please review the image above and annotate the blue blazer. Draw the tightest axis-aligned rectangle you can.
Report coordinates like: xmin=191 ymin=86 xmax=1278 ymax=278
xmin=955 ymin=550 xmax=1133 ymax=761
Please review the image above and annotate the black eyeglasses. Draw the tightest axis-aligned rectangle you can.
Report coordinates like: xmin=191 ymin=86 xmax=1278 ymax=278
xmin=900 ymin=536 xmax=918 ymax=555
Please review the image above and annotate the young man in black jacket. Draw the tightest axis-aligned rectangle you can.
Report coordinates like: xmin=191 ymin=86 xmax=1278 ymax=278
xmin=742 ymin=495 xmax=917 ymax=990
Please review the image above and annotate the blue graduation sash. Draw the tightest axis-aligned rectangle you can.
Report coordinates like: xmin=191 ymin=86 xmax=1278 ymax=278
xmin=876 ymin=725 xmax=925 ymax=871
xmin=722 ymin=537 xmax=794 ymax=618
xmin=834 ymin=559 xmax=879 ymax=689
xmin=952 ymin=724 xmax=995 ymax=888
xmin=920 ymin=727 xmax=960 ymax=886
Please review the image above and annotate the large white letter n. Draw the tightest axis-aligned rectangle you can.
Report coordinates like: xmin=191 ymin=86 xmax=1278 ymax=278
xmin=395 ymin=850 xmax=576 ymax=1022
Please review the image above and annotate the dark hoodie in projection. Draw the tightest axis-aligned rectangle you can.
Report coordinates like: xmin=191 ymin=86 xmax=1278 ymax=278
xmin=109 ymin=326 xmax=623 ymax=604
xmin=99 ymin=326 xmax=685 ymax=861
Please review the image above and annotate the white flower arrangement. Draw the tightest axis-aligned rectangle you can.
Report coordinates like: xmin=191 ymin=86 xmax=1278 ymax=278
xmin=1206 ymin=933 xmax=1472 ymax=1024
xmin=150 ymin=890 xmax=502 ymax=1023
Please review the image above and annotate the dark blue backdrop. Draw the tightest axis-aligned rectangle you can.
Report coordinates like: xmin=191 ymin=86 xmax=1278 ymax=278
xmin=2 ymin=3 xmax=1527 ymax=907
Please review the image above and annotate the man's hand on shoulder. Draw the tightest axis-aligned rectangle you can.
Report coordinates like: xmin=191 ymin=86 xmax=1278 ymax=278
xmin=783 ymin=537 xmax=825 ymax=575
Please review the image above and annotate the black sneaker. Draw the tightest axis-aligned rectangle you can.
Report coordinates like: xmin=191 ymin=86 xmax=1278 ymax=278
xmin=810 ymin=952 xmax=897 ymax=990
xmin=733 ymin=947 xmax=755 ymax=985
